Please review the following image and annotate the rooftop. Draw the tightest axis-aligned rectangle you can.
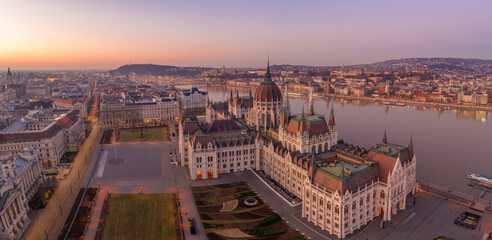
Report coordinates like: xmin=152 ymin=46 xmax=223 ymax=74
xmin=318 ymin=160 xmax=374 ymax=181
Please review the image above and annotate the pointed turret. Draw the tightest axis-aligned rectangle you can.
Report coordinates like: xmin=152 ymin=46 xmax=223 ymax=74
xmin=328 ymin=102 xmax=336 ymax=128
xmin=408 ymin=134 xmax=413 ymax=156
xmin=408 ymin=134 xmax=413 ymax=149
xmin=6 ymin=68 xmax=12 ymax=77
xmin=283 ymin=85 xmax=290 ymax=117
xmin=230 ymin=89 xmax=233 ymax=100
xmin=236 ymin=90 xmax=239 ymax=99
xmin=382 ymin=130 xmax=388 ymax=144
xmin=299 ymin=106 xmax=306 ymax=133
xmin=280 ymin=105 xmax=288 ymax=126
xmin=308 ymin=87 xmax=314 ymax=115
xmin=249 ymin=88 xmax=252 ymax=98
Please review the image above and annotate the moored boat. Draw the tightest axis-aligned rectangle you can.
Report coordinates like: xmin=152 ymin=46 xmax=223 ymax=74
xmin=468 ymin=174 xmax=492 ymax=188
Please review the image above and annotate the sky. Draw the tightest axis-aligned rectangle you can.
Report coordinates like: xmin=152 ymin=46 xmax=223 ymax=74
xmin=1 ymin=0 xmax=492 ymax=70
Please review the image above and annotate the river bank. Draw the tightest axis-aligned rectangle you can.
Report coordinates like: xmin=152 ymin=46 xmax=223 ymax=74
xmin=206 ymin=84 xmax=492 ymax=112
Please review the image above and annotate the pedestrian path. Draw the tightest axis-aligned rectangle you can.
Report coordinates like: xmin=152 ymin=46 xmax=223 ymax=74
xmin=84 ymin=189 xmax=106 ymax=240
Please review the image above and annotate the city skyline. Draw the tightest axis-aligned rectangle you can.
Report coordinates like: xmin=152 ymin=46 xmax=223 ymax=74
xmin=1 ymin=0 xmax=492 ymax=70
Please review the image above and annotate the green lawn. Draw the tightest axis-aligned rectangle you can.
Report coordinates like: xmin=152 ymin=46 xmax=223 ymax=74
xmin=102 ymin=194 xmax=178 ymax=240
xmin=117 ymin=126 xmax=170 ymax=142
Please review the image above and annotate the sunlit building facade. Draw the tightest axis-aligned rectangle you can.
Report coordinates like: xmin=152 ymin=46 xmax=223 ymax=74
xmin=179 ymin=62 xmax=417 ymax=238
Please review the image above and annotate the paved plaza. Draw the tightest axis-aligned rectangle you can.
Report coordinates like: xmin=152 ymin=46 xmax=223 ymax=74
xmin=84 ymin=125 xmax=207 ymax=240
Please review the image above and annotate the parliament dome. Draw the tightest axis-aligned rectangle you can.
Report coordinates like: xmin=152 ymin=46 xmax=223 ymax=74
xmin=254 ymin=62 xmax=281 ymax=102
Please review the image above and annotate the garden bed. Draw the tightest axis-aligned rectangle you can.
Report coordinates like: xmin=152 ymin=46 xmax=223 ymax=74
xmin=192 ymin=181 xmax=303 ymax=240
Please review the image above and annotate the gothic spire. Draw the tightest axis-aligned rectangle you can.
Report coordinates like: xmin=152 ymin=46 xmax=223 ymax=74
xmin=299 ymin=105 xmax=305 ymax=131
xmin=249 ymin=88 xmax=252 ymax=97
xmin=328 ymin=101 xmax=336 ymax=127
xmin=230 ymin=89 xmax=233 ymax=100
xmin=283 ymin=85 xmax=290 ymax=117
xmin=383 ymin=130 xmax=388 ymax=144
xmin=236 ymin=90 xmax=239 ymax=98
xmin=308 ymin=87 xmax=314 ymax=115
xmin=265 ymin=57 xmax=271 ymax=81
xmin=408 ymin=134 xmax=413 ymax=150
xmin=6 ymin=68 xmax=12 ymax=77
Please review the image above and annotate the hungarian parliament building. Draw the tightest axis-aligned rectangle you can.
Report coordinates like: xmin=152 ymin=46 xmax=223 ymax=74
xmin=178 ymin=62 xmax=417 ymax=238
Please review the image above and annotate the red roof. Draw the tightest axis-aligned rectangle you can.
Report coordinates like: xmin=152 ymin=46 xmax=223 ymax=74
xmin=313 ymin=166 xmax=378 ymax=194
xmin=57 ymin=116 xmax=75 ymax=128
xmin=54 ymin=98 xmax=86 ymax=105
xmin=182 ymin=121 xmax=200 ymax=135
xmin=206 ymin=119 xmax=241 ymax=133
xmin=364 ymin=151 xmax=396 ymax=183
xmin=286 ymin=116 xmax=328 ymax=136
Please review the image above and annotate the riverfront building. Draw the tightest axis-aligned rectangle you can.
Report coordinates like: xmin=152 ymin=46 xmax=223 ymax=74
xmin=178 ymin=61 xmax=417 ymax=238
xmin=178 ymin=87 xmax=208 ymax=110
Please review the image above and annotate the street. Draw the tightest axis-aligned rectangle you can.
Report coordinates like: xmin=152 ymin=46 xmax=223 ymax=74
xmin=23 ymin=123 xmax=104 ymax=240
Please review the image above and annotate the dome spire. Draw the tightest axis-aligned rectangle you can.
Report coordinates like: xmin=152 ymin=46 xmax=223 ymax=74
xmin=266 ymin=56 xmax=271 ymax=81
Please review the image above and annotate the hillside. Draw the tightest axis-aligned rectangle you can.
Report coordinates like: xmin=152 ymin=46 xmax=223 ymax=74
xmin=109 ymin=64 xmax=214 ymax=76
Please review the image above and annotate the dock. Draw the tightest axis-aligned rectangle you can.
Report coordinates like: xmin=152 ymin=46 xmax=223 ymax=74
xmin=417 ymin=180 xmax=492 ymax=213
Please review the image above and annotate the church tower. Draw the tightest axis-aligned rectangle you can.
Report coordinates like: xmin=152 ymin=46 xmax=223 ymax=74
xmin=5 ymin=68 xmax=13 ymax=89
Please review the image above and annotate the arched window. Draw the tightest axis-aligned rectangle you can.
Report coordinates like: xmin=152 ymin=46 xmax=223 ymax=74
xmin=380 ymin=190 xmax=385 ymax=199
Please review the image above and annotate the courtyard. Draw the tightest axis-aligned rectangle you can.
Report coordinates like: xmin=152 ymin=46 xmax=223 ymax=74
xmin=101 ymin=194 xmax=179 ymax=240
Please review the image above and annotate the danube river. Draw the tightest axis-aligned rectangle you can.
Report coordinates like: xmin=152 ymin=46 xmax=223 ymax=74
xmin=205 ymin=87 xmax=492 ymax=200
